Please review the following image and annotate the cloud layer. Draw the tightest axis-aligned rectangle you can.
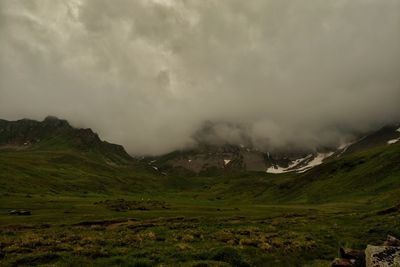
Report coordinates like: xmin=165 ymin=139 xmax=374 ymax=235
xmin=1 ymin=0 xmax=399 ymax=155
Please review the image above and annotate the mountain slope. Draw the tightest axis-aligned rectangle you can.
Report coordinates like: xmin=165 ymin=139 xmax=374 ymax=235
xmin=0 ymin=116 xmax=132 ymax=163
xmin=1 ymin=117 xmax=399 ymax=206
xmin=177 ymin=141 xmax=400 ymax=210
xmin=156 ymin=125 xmax=400 ymax=205
xmin=0 ymin=117 xmax=159 ymax=194
xmin=262 ymin=141 xmax=400 ymax=204
xmin=145 ymin=124 xmax=400 ymax=175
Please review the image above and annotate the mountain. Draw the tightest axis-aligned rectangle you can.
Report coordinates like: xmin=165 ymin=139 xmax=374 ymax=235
xmin=144 ymin=124 xmax=400 ymax=175
xmin=1 ymin=116 xmax=399 ymax=200
xmin=337 ymin=125 xmax=400 ymax=155
xmin=0 ymin=116 xmax=132 ymax=163
xmin=0 ymin=117 xmax=159 ymax=194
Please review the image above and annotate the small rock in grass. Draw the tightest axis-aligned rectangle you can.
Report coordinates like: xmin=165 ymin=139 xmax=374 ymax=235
xmin=331 ymin=258 xmax=355 ymax=267
xmin=8 ymin=209 xmax=31 ymax=216
xmin=340 ymin=247 xmax=365 ymax=261
xmin=384 ymin=235 xmax=400 ymax=247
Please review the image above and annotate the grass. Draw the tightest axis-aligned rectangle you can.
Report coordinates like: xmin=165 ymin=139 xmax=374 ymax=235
xmin=0 ymin=141 xmax=399 ymax=266
xmin=1 ymin=192 xmax=399 ymax=266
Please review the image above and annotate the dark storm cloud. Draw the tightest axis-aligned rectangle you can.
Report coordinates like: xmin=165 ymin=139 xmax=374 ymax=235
xmin=1 ymin=0 xmax=399 ymax=155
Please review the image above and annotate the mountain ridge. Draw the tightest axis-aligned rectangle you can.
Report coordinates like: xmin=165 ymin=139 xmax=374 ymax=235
xmin=144 ymin=124 xmax=400 ymax=175
xmin=1 ymin=116 xmax=399 ymax=177
xmin=0 ymin=116 xmax=132 ymax=164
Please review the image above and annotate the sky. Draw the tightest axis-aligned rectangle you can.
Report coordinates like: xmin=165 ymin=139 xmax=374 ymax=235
xmin=0 ymin=0 xmax=399 ymax=155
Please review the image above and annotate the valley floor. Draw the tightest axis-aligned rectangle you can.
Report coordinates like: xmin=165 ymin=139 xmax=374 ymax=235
xmin=1 ymin=193 xmax=399 ymax=267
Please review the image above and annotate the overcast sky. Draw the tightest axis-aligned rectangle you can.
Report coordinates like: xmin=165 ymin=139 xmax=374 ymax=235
xmin=1 ymin=0 xmax=399 ymax=155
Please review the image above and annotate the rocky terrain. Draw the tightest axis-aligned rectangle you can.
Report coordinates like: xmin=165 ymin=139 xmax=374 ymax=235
xmin=144 ymin=125 xmax=400 ymax=175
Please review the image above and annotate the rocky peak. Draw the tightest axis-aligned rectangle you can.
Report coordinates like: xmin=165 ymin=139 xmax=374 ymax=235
xmin=42 ymin=116 xmax=71 ymax=128
xmin=0 ymin=116 xmax=132 ymax=162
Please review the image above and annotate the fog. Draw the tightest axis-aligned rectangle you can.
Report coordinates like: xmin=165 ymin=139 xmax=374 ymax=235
xmin=1 ymin=0 xmax=399 ymax=155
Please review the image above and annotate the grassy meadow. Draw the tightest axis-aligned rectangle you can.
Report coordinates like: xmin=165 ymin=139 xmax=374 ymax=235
xmin=0 ymin=142 xmax=400 ymax=266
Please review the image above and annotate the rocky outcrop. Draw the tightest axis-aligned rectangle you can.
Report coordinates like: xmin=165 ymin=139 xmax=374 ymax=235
xmin=330 ymin=236 xmax=400 ymax=267
xmin=0 ymin=116 xmax=132 ymax=162
xmin=365 ymin=245 xmax=400 ymax=267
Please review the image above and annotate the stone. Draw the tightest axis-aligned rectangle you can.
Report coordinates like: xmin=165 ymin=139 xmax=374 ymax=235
xmin=331 ymin=257 xmax=354 ymax=267
xmin=8 ymin=209 xmax=31 ymax=216
xmin=384 ymin=235 xmax=400 ymax=247
xmin=340 ymin=247 xmax=365 ymax=261
xmin=365 ymin=245 xmax=400 ymax=267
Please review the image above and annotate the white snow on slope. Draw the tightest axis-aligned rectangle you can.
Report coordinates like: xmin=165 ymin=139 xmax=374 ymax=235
xmin=336 ymin=142 xmax=354 ymax=157
xmin=388 ymin=139 xmax=399 ymax=145
xmin=296 ymin=152 xmax=334 ymax=173
xmin=266 ymin=152 xmax=333 ymax=174
xmin=388 ymin=127 xmax=400 ymax=144
xmin=266 ymin=154 xmax=312 ymax=174
xmin=266 ymin=165 xmax=289 ymax=174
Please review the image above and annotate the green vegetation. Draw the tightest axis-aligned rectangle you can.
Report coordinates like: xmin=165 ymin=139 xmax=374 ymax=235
xmin=0 ymin=130 xmax=399 ymax=266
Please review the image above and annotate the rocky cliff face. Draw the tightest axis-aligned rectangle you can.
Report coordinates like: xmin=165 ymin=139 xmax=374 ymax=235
xmin=0 ymin=116 xmax=132 ymax=162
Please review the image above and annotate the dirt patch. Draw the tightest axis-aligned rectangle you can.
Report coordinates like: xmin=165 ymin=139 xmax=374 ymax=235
xmin=73 ymin=218 xmax=137 ymax=227
xmin=95 ymin=199 xmax=169 ymax=211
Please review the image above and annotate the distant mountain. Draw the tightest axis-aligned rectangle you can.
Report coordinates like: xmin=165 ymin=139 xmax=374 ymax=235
xmin=336 ymin=125 xmax=400 ymax=155
xmin=0 ymin=116 xmax=132 ymax=164
xmin=0 ymin=116 xmax=399 ymax=202
xmin=143 ymin=124 xmax=400 ymax=175
xmin=0 ymin=116 xmax=159 ymax=195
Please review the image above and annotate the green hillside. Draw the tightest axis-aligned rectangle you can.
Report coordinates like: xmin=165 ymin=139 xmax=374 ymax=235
xmin=0 ymin=119 xmax=399 ymax=266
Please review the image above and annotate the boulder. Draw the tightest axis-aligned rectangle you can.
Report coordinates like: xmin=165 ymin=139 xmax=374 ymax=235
xmin=365 ymin=245 xmax=400 ymax=267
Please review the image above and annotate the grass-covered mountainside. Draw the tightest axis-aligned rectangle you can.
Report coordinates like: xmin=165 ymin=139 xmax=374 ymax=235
xmin=0 ymin=118 xmax=399 ymax=266
xmin=0 ymin=117 xmax=162 ymax=195
xmin=0 ymin=116 xmax=131 ymax=162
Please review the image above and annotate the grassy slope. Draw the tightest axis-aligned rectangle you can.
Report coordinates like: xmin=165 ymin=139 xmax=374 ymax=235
xmin=0 ymin=141 xmax=160 ymax=195
xmin=0 ymin=142 xmax=399 ymax=266
xmin=261 ymin=142 xmax=400 ymax=206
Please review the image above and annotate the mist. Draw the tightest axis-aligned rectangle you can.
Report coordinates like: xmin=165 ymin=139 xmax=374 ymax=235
xmin=1 ymin=0 xmax=399 ymax=155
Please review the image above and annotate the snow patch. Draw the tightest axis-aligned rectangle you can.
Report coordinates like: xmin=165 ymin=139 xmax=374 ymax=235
xmin=266 ymin=152 xmax=334 ymax=174
xmin=296 ymin=152 xmax=334 ymax=173
xmin=336 ymin=142 xmax=354 ymax=157
xmin=290 ymin=154 xmax=313 ymax=167
xmin=266 ymin=154 xmax=312 ymax=174
xmin=388 ymin=138 xmax=399 ymax=145
xmin=266 ymin=165 xmax=288 ymax=174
